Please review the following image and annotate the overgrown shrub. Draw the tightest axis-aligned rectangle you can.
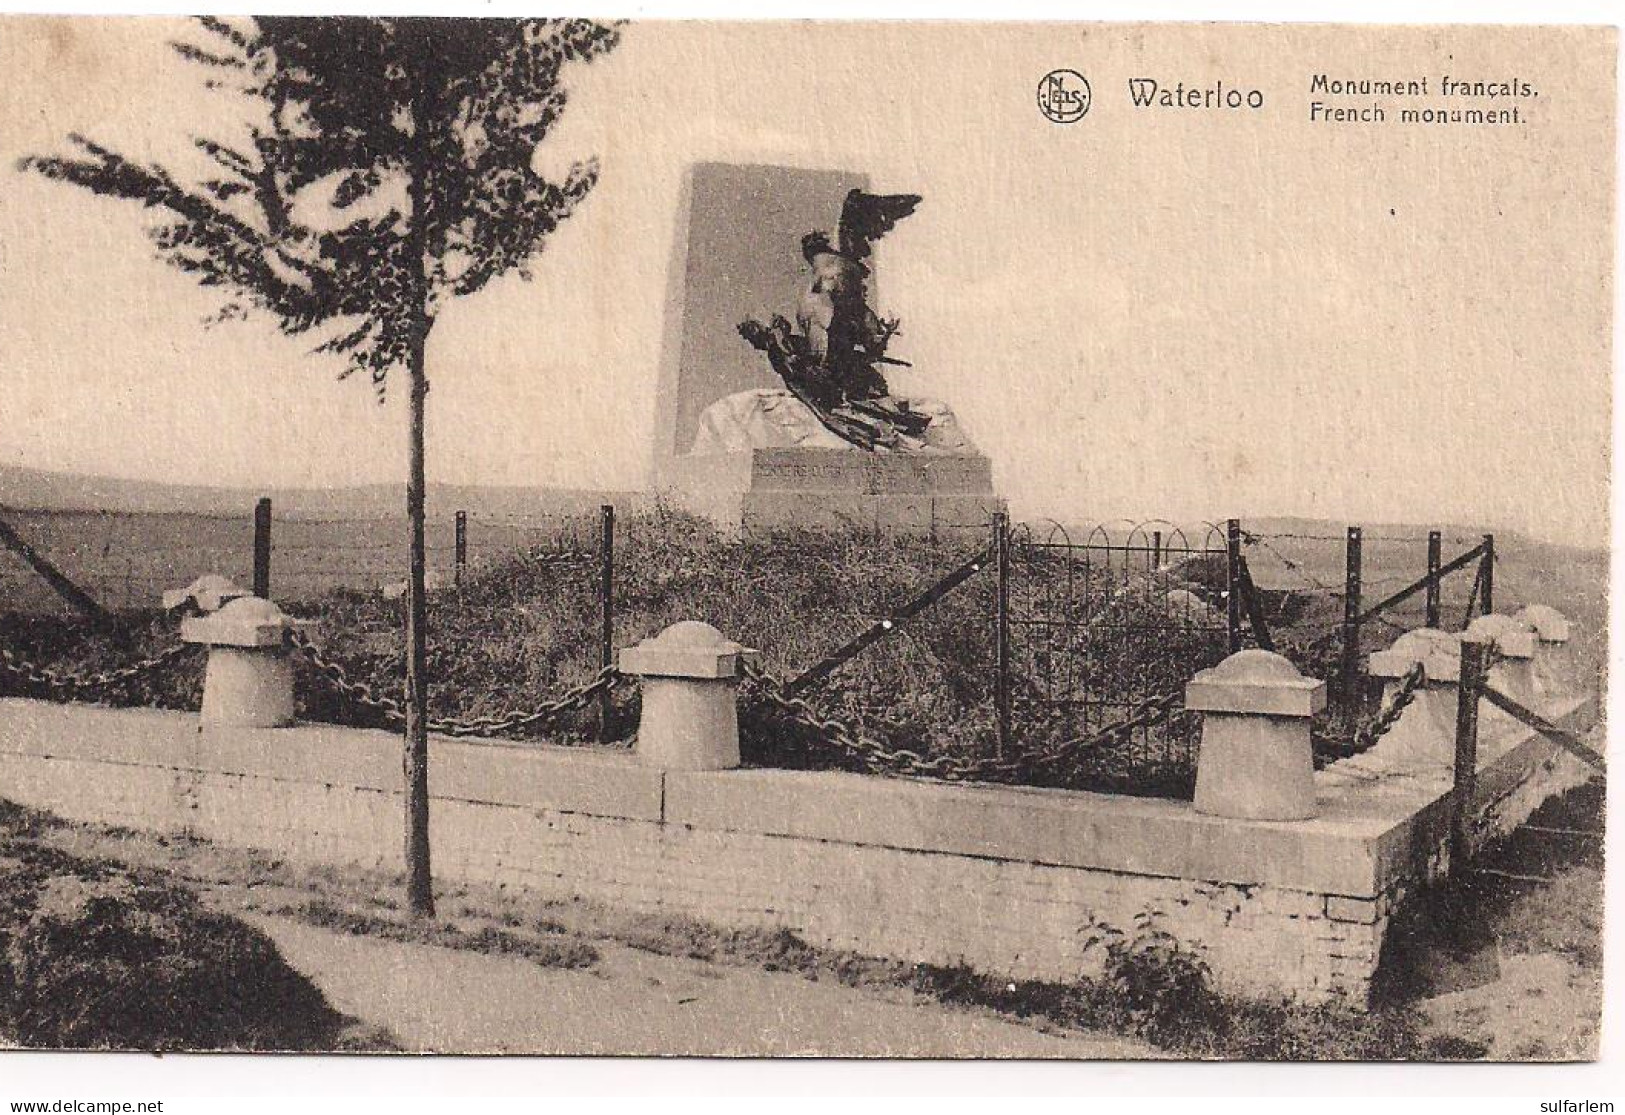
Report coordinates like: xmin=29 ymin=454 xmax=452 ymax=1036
xmin=1081 ymin=910 xmax=1222 ymax=1043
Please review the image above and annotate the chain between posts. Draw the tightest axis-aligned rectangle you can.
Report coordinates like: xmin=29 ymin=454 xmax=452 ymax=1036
xmin=1362 ymin=661 xmax=1426 ymax=746
xmin=0 ymin=640 xmax=201 ymax=700
xmin=1033 ymin=692 xmax=1187 ymax=782
xmin=285 ymin=629 xmax=625 ymax=740
xmin=742 ymin=659 xmax=1181 ymax=785
xmin=1313 ymin=659 xmax=1425 ymax=761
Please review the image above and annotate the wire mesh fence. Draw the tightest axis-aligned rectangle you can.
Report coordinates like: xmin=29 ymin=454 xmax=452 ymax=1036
xmin=1237 ymin=525 xmax=1497 ymax=764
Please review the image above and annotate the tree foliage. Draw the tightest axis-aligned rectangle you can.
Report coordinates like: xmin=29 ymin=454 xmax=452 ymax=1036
xmin=20 ymin=16 xmax=620 ymax=390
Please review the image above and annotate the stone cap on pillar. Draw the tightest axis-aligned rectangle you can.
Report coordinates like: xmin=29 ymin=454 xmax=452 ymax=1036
xmin=1369 ymin=628 xmax=1463 ymax=683
xmin=163 ymin=573 xmax=251 ymax=614
xmin=619 ymin=620 xmax=760 ymax=680
xmin=1464 ymin=613 xmax=1537 ymax=659
xmin=181 ymin=596 xmax=314 ymax=649
xmin=1185 ymin=649 xmax=1326 ymax=718
xmin=1515 ymin=604 xmax=1572 ymax=645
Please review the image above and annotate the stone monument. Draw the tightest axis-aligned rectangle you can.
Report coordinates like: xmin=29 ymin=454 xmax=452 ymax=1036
xmin=652 ymin=161 xmax=1001 ymax=537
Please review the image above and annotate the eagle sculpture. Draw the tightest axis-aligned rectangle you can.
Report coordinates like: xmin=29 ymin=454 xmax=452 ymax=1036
xmin=739 ymin=188 xmax=927 ymax=451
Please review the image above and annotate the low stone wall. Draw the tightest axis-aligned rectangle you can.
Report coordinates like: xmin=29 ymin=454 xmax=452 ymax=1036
xmin=0 ymin=641 xmax=1596 ymax=1005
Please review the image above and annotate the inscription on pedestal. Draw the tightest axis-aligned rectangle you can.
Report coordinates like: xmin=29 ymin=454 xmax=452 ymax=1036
xmin=749 ymin=450 xmax=995 ymax=496
xmin=751 ymin=453 xmax=871 ymax=493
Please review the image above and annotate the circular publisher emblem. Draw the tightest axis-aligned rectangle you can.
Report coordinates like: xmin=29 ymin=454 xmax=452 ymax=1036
xmin=1037 ymin=70 xmax=1091 ymax=123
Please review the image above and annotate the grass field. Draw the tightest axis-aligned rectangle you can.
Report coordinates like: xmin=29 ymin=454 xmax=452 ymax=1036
xmin=0 ymin=507 xmax=590 ymax=613
xmin=5 ymin=502 xmax=1603 ymax=643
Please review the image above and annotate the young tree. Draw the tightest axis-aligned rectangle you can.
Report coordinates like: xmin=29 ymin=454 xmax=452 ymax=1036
xmin=21 ymin=16 xmax=621 ymax=916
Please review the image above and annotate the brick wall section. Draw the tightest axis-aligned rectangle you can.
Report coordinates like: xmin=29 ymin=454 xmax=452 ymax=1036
xmin=0 ymin=747 xmax=1378 ymax=1001
xmin=0 ymin=694 xmax=1595 ymax=1007
xmin=445 ymin=808 xmax=1382 ymax=1000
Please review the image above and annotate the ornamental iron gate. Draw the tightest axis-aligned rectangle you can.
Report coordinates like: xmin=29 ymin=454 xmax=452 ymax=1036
xmin=998 ymin=519 xmax=1240 ymax=797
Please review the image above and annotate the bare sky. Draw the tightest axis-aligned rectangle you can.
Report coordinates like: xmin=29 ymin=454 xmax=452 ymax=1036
xmin=0 ymin=19 xmax=1613 ymax=544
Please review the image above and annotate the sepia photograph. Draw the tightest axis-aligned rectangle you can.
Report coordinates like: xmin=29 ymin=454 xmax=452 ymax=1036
xmin=0 ymin=5 xmax=1615 ymax=1099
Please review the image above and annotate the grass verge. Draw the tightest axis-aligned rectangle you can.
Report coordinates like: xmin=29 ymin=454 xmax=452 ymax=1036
xmin=277 ymin=895 xmax=600 ymax=972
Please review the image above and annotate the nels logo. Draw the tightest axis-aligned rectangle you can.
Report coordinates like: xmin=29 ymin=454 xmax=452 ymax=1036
xmin=1037 ymin=69 xmax=1091 ymax=123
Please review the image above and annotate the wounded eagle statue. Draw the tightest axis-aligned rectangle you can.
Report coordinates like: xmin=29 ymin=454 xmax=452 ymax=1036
xmin=737 ymin=187 xmax=956 ymax=453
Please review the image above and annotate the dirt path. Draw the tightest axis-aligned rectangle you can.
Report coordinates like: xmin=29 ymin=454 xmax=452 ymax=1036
xmin=244 ymin=912 xmax=1153 ymax=1058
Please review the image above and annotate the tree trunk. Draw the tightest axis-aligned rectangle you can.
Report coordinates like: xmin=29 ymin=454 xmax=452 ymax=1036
xmin=403 ymin=36 xmax=436 ymax=919
xmin=403 ymin=333 xmax=434 ymax=918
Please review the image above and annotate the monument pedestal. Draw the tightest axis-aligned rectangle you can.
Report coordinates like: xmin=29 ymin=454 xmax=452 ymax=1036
xmin=660 ymin=448 xmax=1002 ymax=538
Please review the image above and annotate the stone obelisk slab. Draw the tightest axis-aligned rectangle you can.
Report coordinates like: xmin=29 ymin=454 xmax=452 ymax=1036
xmin=651 ymin=161 xmax=1001 ymax=538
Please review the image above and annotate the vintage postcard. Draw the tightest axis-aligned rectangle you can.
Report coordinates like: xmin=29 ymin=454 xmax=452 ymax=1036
xmin=0 ymin=12 xmax=1614 ymax=1079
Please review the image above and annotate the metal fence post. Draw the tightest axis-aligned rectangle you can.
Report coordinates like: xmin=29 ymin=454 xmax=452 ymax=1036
xmin=598 ymin=504 xmax=615 ymax=742
xmin=1425 ymin=530 xmax=1442 ymax=628
xmin=1225 ymin=519 xmax=1243 ymax=654
xmin=1451 ymin=639 xmax=1486 ymax=878
xmin=1340 ymin=526 xmax=1362 ymax=712
xmin=1237 ymin=555 xmax=1274 ymax=652
xmin=1151 ymin=530 xmax=1163 ymax=573
xmin=1480 ymin=533 xmax=1495 ymax=615
xmin=994 ymin=510 xmax=1011 ymax=756
xmin=454 ymin=510 xmax=468 ymax=588
xmin=0 ymin=512 xmax=110 ymax=623
xmin=252 ymin=497 xmax=272 ymax=599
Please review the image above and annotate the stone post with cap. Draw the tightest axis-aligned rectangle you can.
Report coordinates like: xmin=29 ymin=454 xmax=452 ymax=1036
xmin=181 ymin=595 xmax=315 ymax=728
xmin=162 ymin=573 xmax=251 ymax=615
xmin=619 ymin=620 xmax=760 ymax=770
xmin=1185 ymin=649 xmax=1326 ymax=821
xmin=1368 ymin=627 xmax=1463 ymax=692
xmin=1463 ymin=613 xmax=1539 ymax=704
xmin=1514 ymin=604 xmax=1578 ymax=707
xmin=1362 ymin=627 xmax=1466 ymax=770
